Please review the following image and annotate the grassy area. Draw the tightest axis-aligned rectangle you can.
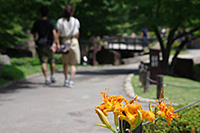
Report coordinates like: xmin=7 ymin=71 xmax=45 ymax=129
xmin=0 ymin=63 xmax=63 ymax=86
xmin=132 ymin=75 xmax=200 ymax=104
xmin=170 ymin=49 xmax=188 ymax=55
xmin=14 ymin=64 xmax=63 ymax=77
xmin=0 ymin=55 xmax=91 ymax=86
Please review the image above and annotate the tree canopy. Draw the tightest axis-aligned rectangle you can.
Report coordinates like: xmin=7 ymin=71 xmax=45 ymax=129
xmin=0 ymin=0 xmax=81 ymax=48
xmin=1 ymin=0 xmax=200 ymax=74
xmin=128 ymin=0 xmax=200 ymax=74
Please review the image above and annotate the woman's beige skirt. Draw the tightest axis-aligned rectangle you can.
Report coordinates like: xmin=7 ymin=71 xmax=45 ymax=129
xmin=61 ymin=37 xmax=80 ymax=65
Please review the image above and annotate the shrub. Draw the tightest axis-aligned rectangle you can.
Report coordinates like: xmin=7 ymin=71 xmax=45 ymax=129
xmin=11 ymin=58 xmax=25 ymax=66
xmin=0 ymin=64 xmax=25 ymax=80
xmin=11 ymin=55 xmax=62 ymax=66
xmin=11 ymin=57 xmax=40 ymax=66
xmin=28 ymin=58 xmax=40 ymax=66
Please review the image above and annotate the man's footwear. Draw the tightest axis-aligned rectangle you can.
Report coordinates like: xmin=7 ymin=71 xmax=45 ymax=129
xmin=68 ymin=80 xmax=74 ymax=88
xmin=51 ymin=77 xmax=56 ymax=83
xmin=45 ymin=79 xmax=51 ymax=85
xmin=64 ymin=79 xmax=69 ymax=87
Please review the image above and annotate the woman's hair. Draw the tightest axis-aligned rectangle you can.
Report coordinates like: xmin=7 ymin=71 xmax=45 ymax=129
xmin=40 ymin=5 xmax=49 ymax=17
xmin=63 ymin=5 xmax=74 ymax=21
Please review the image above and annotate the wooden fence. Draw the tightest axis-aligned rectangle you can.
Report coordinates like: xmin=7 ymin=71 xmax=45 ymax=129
xmin=138 ymin=63 xmax=163 ymax=99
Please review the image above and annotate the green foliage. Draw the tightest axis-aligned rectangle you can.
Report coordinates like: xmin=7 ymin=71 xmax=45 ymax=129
xmin=132 ymin=75 xmax=200 ymax=104
xmin=163 ymin=41 xmax=183 ymax=50
xmin=11 ymin=55 xmax=62 ymax=66
xmin=143 ymin=104 xmax=200 ymax=133
xmin=54 ymin=54 xmax=62 ymax=64
xmin=75 ymin=0 xmax=131 ymax=36
xmin=0 ymin=64 xmax=25 ymax=80
xmin=128 ymin=0 xmax=200 ymax=74
xmin=1 ymin=56 xmax=64 ymax=83
xmin=170 ymin=49 xmax=188 ymax=56
xmin=0 ymin=0 xmax=32 ymax=48
xmin=1 ymin=0 xmax=200 ymax=62
xmin=0 ymin=0 xmax=82 ymax=48
xmin=11 ymin=57 xmax=40 ymax=66
xmin=0 ymin=55 xmax=93 ymax=86
xmin=129 ymin=0 xmax=200 ymax=30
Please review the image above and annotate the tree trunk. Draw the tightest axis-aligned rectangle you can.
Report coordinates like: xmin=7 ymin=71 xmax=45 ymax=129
xmin=161 ymin=50 xmax=170 ymax=75
xmin=170 ymin=40 xmax=188 ymax=75
xmin=170 ymin=34 xmax=200 ymax=74
xmin=154 ymin=27 xmax=170 ymax=75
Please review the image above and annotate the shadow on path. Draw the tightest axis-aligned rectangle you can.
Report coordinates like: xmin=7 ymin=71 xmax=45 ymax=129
xmin=0 ymin=81 xmax=40 ymax=94
xmin=0 ymin=67 xmax=139 ymax=94
xmin=56 ymin=67 xmax=139 ymax=75
xmin=77 ymin=68 xmax=138 ymax=75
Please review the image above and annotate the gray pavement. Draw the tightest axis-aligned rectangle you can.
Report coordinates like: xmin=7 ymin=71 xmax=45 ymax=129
xmin=0 ymin=62 xmax=149 ymax=133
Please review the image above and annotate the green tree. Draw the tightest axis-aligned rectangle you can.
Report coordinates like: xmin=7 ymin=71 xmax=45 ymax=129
xmin=0 ymin=0 xmax=81 ymax=48
xmin=0 ymin=0 xmax=131 ymax=48
xmin=75 ymin=0 xmax=130 ymax=36
xmin=128 ymin=0 xmax=200 ymax=74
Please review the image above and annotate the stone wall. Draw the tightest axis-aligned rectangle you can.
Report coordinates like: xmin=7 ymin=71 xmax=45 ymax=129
xmin=0 ymin=55 xmax=11 ymax=65
xmin=96 ymin=47 xmax=121 ymax=65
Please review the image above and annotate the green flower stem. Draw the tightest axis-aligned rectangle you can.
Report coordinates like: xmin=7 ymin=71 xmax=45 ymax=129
xmin=149 ymin=101 xmax=152 ymax=112
xmin=114 ymin=113 xmax=119 ymax=132
xmin=110 ymin=128 xmax=116 ymax=133
xmin=121 ymin=120 xmax=124 ymax=133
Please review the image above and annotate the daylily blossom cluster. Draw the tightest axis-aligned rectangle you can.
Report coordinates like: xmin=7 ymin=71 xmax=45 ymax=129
xmin=152 ymin=100 xmax=180 ymax=126
xmin=95 ymin=88 xmax=180 ymax=133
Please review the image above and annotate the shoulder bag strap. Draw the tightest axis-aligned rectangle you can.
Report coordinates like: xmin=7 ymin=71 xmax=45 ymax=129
xmin=70 ymin=19 xmax=77 ymax=43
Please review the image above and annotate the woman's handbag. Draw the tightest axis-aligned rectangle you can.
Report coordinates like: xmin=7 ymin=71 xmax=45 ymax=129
xmin=59 ymin=43 xmax=70 ymax=54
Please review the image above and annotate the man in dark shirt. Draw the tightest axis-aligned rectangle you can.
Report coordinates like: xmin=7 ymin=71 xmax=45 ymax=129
xmin=32 ymin=5 xmax=58 ymax=85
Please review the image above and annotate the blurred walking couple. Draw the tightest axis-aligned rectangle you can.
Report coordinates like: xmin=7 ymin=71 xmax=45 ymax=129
xmin=31 ymin=5 xmax=80 ymax=88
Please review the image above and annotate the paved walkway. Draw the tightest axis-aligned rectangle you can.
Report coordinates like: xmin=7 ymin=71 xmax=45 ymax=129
xmin=0 ymin=62 xmax=149 ymax=133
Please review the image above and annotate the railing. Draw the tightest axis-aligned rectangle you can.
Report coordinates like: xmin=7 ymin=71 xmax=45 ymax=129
xmin=103 ymin=36 xmax=157 ymax=51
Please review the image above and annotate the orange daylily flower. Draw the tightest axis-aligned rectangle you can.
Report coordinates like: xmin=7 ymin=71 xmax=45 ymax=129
xmin=118 ymin=106 xmax=139 ymax=130
xmin=95 ymin=91 xmax=127 ymax=116
xmin=164 ymin=105 xmax=180 ymax=126
xmin=153 ymin=101 xmax=180 ymax=126
xmin=128 ymin=95 xmax=138 ymax=104
xmin=118 ymin=96 xmax=155 ymax=130
xmin=140 ymin=110 xmax=155 ymax=123
xmin=95 ymin=88 xmax=180 ymax=132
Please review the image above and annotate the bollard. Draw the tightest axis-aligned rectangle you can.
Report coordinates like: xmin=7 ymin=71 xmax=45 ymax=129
xmin=157 ymin=75 xmax=163 ymax=99
xmin=141 ymin=65 xmax=145 ymax=87
xmin=0 ymin=64 xmax=2 ymax=74
xmin=144 ymin=71 xmax=150 ymax=92
xmin=142 ymin=68 xmax=146 ymax=91
xmin=139 ymin=63 xmax=144 ymax=82
xmin=138 ymin=64 xmax=142 ymax=82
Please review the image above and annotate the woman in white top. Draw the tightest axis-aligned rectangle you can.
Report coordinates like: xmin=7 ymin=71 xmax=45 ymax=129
xmin=56 ymin=5 xmax=80 ymax=88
